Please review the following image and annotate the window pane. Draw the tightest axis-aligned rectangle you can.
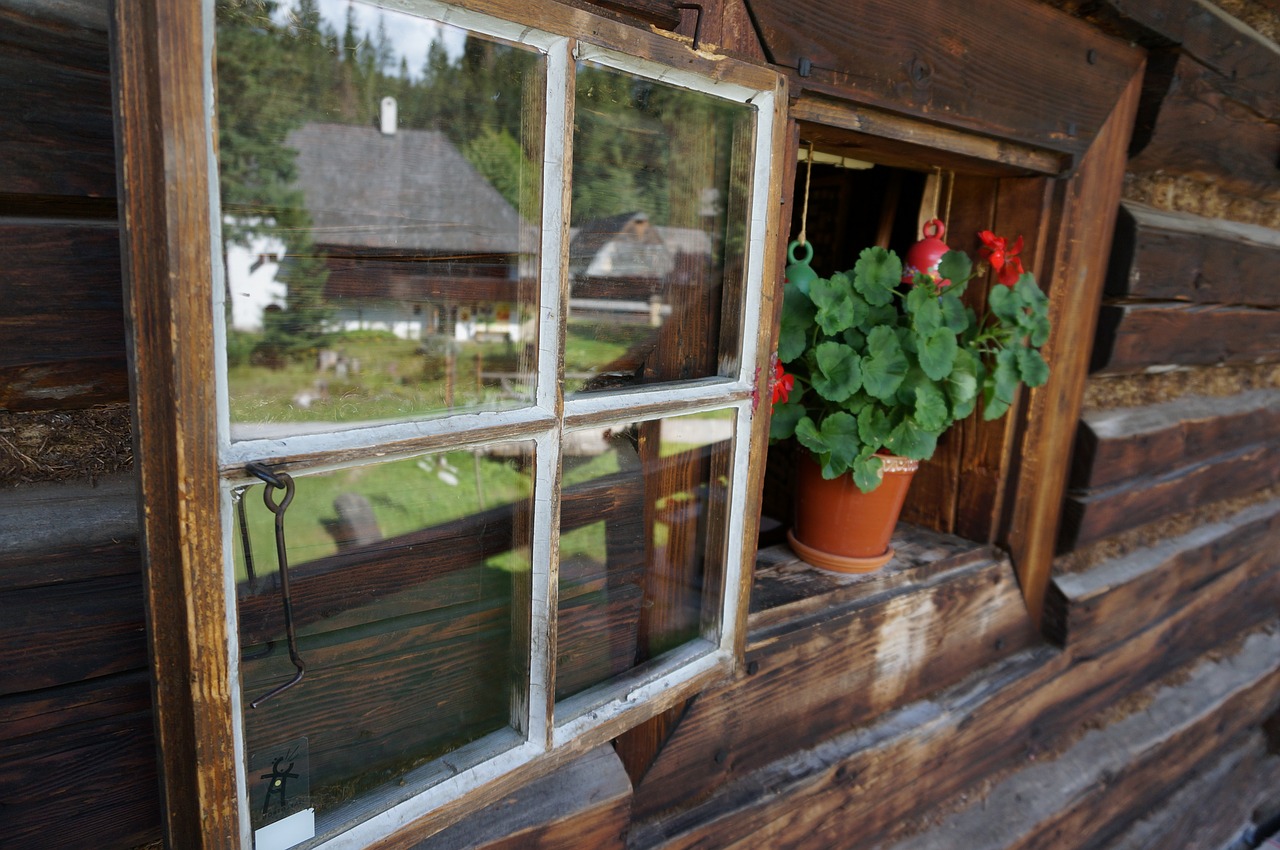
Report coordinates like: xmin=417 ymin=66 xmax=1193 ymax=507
xmin=233 ymin=444 xmax=534 ymax=833
xmin=216 ymin=1 xmax=545 ymax=440
xmin=567 ymin=63 xmax=755 ymax=394
xmin=556 ymin=410 xmax=735 ymax=700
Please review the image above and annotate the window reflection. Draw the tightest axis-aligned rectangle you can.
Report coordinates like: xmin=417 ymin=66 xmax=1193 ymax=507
xmin=556 ymin=410 xmax=736 ymax=700
xmin=217 ymin=0 xmax=545 ymax=439
xmin=567 ymin=63 xmax=754 ymax=393
xmin=234 ymin=444 xmax=534 ymax=821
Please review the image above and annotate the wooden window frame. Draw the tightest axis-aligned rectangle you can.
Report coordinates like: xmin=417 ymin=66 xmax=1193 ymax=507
xmin=112 ymin=1 xmax=786 ymax=847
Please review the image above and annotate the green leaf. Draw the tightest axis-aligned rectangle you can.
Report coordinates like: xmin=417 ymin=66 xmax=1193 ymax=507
xmin=907 ymin=285 xmax=943 ymax=336
xmin=1029 ymin=315 xmax=1051 ymax=348
xmin=941 ymin=292 xmax=968 ymax=333
xmin=857 ymin=404 xmax=892 ymax=448
xmin=1014 ymin=274 xmax=1048 ymax=311
xmin=811 ymin=341 xmax=863 ymax=402
xmin=992 ymin=347 xmax=1020 ymax=404
xmin=852 ymin=246 xmax=901 ymax=307
xmin=913 ymin=382 xmax=949 ymax=432
xmin=778 ymin=285 xmax=816 ymax=363
xmin=860 ymin=301 xmax=900 ymax=333
xmin=983 ymin=394 xmax=1011 ymax=421
xmin=1016 ymin=345 xmax=1050 ymax=386
xmin=885 ymin=417 xmax=938 ymax=460
xmin=861 ymin=326 xmax=909 ymax=401
xmin=947 ymin=347 xmax=980 ymax=419
xmin=988 ymin=283 xmax=1021 ymax=325
xmin=810 ymin=273 xmax=857 ymax=335
xmin=852 ymin=453 xmax=884 ymax=493
xmin=794 ymin=416 xmax=826 ymax=456
xmin=818 ymin=412 xmax=862 ymax=478
xmin=936 ymin=249 xmax=972 ymax=288
xmin=769 ymin=401 xmax=806 ymax=440
xmin=842 ymin=326 xmax=867 ymax=352
xmin=917 ymin=326 xmax=959 ymax=381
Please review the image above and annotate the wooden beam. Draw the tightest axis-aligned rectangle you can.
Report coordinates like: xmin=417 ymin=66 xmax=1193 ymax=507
xmin=110 ymin=1 xmax=238 ymax=846
xmin=1091 ymin=302 xmax=1280 ymax=374
xmin=1002 ymin=65 xmax=1145 ymax=625
xmin=748 ymin=0 xmax=1142 ymax=159
xmin=1107 ymin=202 xmax=1280 ymax=307
xmin=1059 ymin=441 xmax=1280 ymax=550
xmin=1127 ymin=53 xmax=1280 ymax=201
xmin=1070 ymin=389 xmax=1280 ymax=490
xmin=1045 ymin=499 xmax=1280 ymax=653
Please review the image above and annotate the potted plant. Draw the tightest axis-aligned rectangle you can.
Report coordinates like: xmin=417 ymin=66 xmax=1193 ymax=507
xmin=769 ymin=227 xmax=1051 ymax=572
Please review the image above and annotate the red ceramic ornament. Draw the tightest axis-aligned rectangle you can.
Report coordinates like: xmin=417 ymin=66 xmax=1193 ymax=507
xmin=902 ymin=218 xmax=952 ymax=286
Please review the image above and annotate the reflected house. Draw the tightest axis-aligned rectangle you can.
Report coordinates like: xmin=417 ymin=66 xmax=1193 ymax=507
xmin=568 ymin=211 xmax=714 ymax=327
xmin=230 ymin=108 xmax=537 ymax=342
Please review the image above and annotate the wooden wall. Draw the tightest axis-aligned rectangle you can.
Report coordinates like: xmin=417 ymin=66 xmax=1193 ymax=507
xmin=2 ymin=0 xmax=1279 ymax=848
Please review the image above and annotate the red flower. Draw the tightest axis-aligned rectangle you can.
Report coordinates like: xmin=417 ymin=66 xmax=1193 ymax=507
xmin=772 ymin=361 xmax=794 ymax=405
xmin=978 ymin=231 xmax=1025 ymax=286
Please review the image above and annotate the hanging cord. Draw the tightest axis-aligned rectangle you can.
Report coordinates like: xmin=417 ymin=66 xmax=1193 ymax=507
xmin=797 ymin=141 xmax=815 ymax=246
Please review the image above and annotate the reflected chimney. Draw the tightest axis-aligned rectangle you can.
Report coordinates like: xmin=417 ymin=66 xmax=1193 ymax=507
xmin=380 ymin=96 xmax=397 ymax=136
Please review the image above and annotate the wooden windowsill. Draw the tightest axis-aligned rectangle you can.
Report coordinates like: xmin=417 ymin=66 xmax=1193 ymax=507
xmin=749 ymin=523 xmax=1005 ymax=632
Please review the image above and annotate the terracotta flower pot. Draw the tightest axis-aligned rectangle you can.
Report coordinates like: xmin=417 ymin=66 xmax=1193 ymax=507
xmin=787 ymin=451 xmax=919 ymax=573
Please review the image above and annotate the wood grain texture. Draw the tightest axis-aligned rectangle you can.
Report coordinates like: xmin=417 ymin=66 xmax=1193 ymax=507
xmin=0 ymin=1 xmax=116 ymax=198
xmin=1045 ymin=499 xmax=1280 ymax=653
xmin=576 ymin=0 xmax=682 ymax=29
xmin=111 ymin=0 xmax=238 ymax=845
xmin=630 ymin=542 xmax=1280 ymax=850
xmin=1127 ymin=53 xmax=1280 ymax=200
xmin=1070 ymin=389 xmax=1280 ymax=490
xmin=630 ymin=541 xmax=1038 ymax=821
xmin=1059 ymin=439 xmax=1280 ymax=550
xmin=881 ymin=629 xmax=1280 ymax=850
xmin=1090 ymin=302 xmax=1280 ymax=374
xmin=1002 ymin=65 xmax=1144 ymax=625
xmin=411 ymin=745 xmax=631 ymax=850
xmin=749 ymin=0 xmax=1141 ymax=159
xmin=1106 ymin=202 xmax=1280 ymax=306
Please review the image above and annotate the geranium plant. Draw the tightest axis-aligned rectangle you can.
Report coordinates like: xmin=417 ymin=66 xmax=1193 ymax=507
xmin=770 ymin=234 xmax=1051 ymax=493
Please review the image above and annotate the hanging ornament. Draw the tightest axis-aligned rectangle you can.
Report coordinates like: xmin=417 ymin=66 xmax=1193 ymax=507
xmin=786 ymin=240 xmax=818 ymax=293
xmin=902 ymin=218 xmax=952 ymax=286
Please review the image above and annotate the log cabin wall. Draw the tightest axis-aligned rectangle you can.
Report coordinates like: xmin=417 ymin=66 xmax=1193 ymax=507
xmin=1 ymin=1 xmax=1278 ymax=849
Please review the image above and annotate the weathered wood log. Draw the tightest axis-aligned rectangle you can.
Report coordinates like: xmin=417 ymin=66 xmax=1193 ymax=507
xmin=1102 ymin=731 xmax=1280 ymax=850
xmin=630 ymin=522 xmax=1280 ymax=849
xmin=1046 ymin=499 xmax=1280 ymax=652
xmin=412 ymin=745 xmax=631 ymax=850
xmin=0 ymin=1 xmax=116 ymax=198
xmin=1127 ymin=53 xmax=1280 ymax=201
xmin=0 ymin=219 xmax=128 ymax=409
xmin=630 ymin=533 xmax=1038 ymax=821
xmin=1070 ymin=389 xmax=1280 ymax=490
xmin=880 ymin=629 xmax=1280 ymax=850
xmin=1090 ymin=301 xmax=1280 ymax=374
xmin=0 ymin=686 xmax=159 ymax=850
xmin=748 ymin=0 xmax=1140 ymax=160
xmin=1059 ymin=441 xmax=1280 ymax=550
xmin=1106 ymin=203 xmax=1280 ymax=307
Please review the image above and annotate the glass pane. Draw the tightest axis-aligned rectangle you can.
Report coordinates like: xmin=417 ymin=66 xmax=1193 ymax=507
xmin=233 ymin=444 xmax=534 ymax=833
xmin=556 ymin=409 xmax=736 ymax=700
xmin=567 ymin=63 xmax=755 ymax=394
xmin=216 ymin=1 xmax=545 ymax=440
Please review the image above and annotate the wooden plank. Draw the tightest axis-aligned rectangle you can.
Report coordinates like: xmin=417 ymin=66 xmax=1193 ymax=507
xmin=881 ymin=630 xmax=1280 ymax=850
xmin=411 ymin=745 xmax=631 ymax=850
xmin=0 ymin=668 xmax=150 ymax=743
xmin=0 ymin=473 xmax=136 ymax=578
xmin=1103 ymin=732 xmax=1280 ymax=850
xmin=1070 ymin=389 xmax=1280 ymax=490
xmin=111 ymin=0 xmax=238 ymax=845
xmin=0 ymin=1 xmax=116 ymax=198
xmin=1127 ymin=53 xmax=1280 ymax=201
xmin=1060 ymin=441 xmax=1280 ymax=549
xmin=0 ymin=701 xmax=160 ymax=850
xmin=0 ymin=574 xmax=147 ymax=696
xmin=1106 ymin=202 xmax=1280 ymax=307
xmin=1178 ymin=0 xmax=1280 ymax=119
xmin=577 ymin=0 xmax=682 ymax=30
xmin=1090 ymin=302 xmax=1280 ymax=374
xmin=1002 ymin=65 xmax=1144 ymax=624
xmin=1046 ymin=497 xmax=1280 ymax=657
xmin=630 ymin=544 xmax=1038 ymax=821
xmin=630 ymin=547 xmax=1280 ymax=850
xmin=749 ymin=0 xmax=1142 ymax=159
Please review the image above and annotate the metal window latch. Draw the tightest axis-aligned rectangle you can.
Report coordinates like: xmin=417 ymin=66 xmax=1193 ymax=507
xmin=246 ymin=461 xmax=307 ymax=709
